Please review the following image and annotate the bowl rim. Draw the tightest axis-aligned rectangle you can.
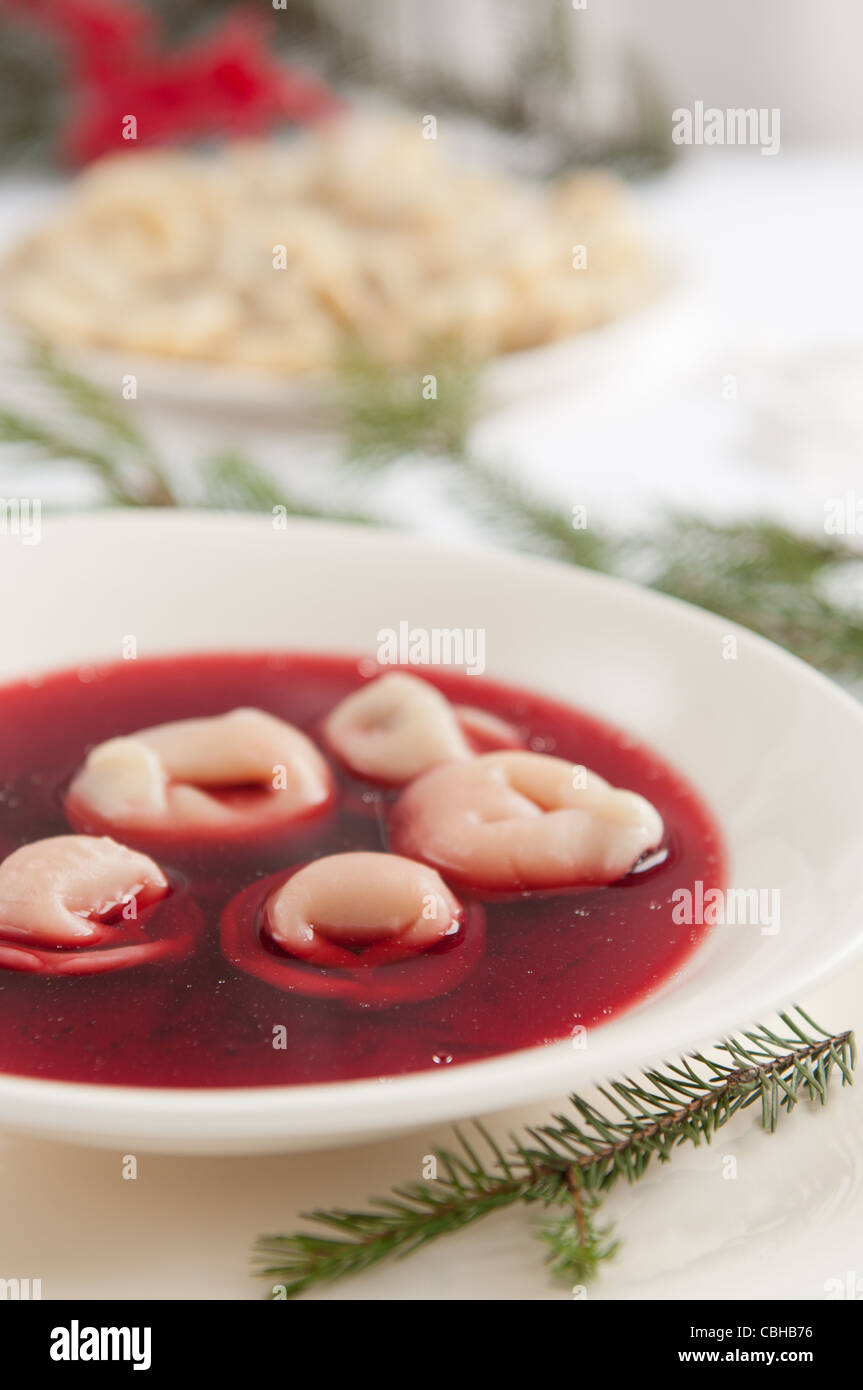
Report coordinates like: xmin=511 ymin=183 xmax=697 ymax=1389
xmin=1 ymin=510 xmax=862 ymax=1148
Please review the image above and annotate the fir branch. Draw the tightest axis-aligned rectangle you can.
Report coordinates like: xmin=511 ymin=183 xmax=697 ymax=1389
xmin=539 ymin=1179 xmax=619 ymax=1286
xmin=0 ymin=351 xmax=365 ymax=520
xmin=6 ymin=348 xmax=863 ymax=680
xmin=255 ymin=1008 xmax=855 ymax=1299
xmin=0 ymin=405 xmax=165 ymax=506
xmin=454 ymin=458 xmax=863 ymax=679
xmin=333 ymin=357 xmax=863 ymax=675
xmin=203 ymin=450 xmax=314 ymax=513
xmin=0 ymin=349 xmax=179 ymax=506
xmin=202 ymin=450 xmax=377 ymax=524
xmin=31 ymin=346 xmax=153 ymax=458
xmin=458 ymin=453 xmax=612 ymax=571
xmin=631 ymin=518 xmax=863 ymax=678
xmin=335 ymin=349 xmax=480 ymax=466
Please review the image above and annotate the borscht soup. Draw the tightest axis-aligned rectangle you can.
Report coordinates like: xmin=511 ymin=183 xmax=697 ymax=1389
xmin=0 ymin=653 xmax=724 ymax=1087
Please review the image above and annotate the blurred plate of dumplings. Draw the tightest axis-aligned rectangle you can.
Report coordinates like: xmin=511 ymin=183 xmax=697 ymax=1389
xmin=1 ymin=113 xmax=679 ymax=413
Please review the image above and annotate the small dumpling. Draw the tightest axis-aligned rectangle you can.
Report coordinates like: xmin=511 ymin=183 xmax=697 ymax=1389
xmin=0 ymin=834 xmax=199 ymax=976
xmin=390 ymin=750 xmax=664 ymax=893
xmin=220 ymin=849 xmax=486 ymax=1006
xmin=323 ymin=673 xmax=471 ymax=784
xmin=66 ymin=707 xmax=333 ymax=845
xmin=0 ymin=834 xmax=168 ymax=947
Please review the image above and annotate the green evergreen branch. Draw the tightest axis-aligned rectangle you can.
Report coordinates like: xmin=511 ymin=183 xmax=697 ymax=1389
xmin=255 ymin=1009 xmax=855 ymax=1299
xmin=201 ymin=450 xmax=375 ymax=525
xmin=0 ymin=351 xmax=363 ymax=517
xmin=632 ymin=518 xmax=863 ymax=678
xmin=457 ymin=453 xmax=612 ymax=571
xmin=455 ymin=459 xmax=863 ymax=679
xmin=5 ymin=348 xmax=863 ymax=679
xmin=0 ymin=348 xmax=179 ymax=506
xmin=329 ymin=355 xmax=863 ymax=678
xmin=31 ymin=346 xmax=154 ymax=458
xmin=335 ymin=349 xmax=480 ymax=466
xmin=0 ymin=405 xmax=161 ymax=506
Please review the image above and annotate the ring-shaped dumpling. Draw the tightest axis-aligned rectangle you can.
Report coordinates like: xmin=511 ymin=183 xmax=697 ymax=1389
xmin=65 ymin=707 xmax=334 ymax=850
xmin=389 ymin=750 xmax=664 ymax=894
xmin=323 ymin=673 xmax=471 ymax=785
xmin=0 ymin=835 xmax=199 ymax=975
xmin=220 ymin=851 xmax=485 ymax=1006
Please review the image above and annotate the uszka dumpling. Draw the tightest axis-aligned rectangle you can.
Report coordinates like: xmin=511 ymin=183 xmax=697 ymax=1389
xmin=0 ymin=835 xmax=199 ymax=974
xmin=323 ymin=673 xmax=471 ymax=784
xmin=389 ymin=751 xmax=664 ymax=894
xmin=264 ymin=851 xmax=460 ymax=964
xmin=66 ymin=708 xmax=333 ymax=846
xmin=221 ymin=851 xmax=485 ymax=1006
xmin=322 ymin=672 xmax=524 ymax=785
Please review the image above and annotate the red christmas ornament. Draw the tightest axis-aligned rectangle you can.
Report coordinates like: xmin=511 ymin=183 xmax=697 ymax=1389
xmin=2 ymin=0 xmax=342 ymax=164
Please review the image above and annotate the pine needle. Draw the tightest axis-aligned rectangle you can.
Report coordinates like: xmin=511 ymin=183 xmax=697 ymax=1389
xmin=255 ymin=1008 xmax=855 ymax=1299
xmin=334 ymin=347 xmax=480 ymax=466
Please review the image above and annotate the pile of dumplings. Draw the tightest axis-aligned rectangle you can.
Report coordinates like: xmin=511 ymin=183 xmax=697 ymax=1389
xmin=3 ymin=114 xmax=657 ymax=373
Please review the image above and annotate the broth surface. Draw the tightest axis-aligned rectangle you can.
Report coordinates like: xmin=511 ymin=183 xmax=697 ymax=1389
xmin=0 ymin=653 xmax=725 ymax=1087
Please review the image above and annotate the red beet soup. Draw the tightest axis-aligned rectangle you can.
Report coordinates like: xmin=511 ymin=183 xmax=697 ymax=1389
xmin=0 ymin=653 xmax=724 ymax=1087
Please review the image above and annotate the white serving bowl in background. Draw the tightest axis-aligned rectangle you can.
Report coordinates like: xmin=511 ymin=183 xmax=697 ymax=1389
xmin=1 ymin=511 xmax=862 ymax=1154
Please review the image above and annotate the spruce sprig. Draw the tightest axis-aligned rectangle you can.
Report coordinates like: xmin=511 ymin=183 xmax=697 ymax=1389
xmin=255 ymin=1008 xmax=855 ymax=1299
xmin=335 ymin=348 xmax=480 ymax=466
xmin=326 ymin=356 xmax=863 ymax=679
xmin=0 ymin=349 xmax=335 ymax=514
xmin=201 ymin=449 xmax=376 ymax=525
xmin=455 ymin=459 xmax=863 ymax=679
xmin=0 ymin=347 xmax=179 ymax=506
xmin=4 ymin=348 xmax=863 ymax=677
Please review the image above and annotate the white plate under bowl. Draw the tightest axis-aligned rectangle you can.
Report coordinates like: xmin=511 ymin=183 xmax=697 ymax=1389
xmin=1 ymin=512 xmax=862 ymax=1155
